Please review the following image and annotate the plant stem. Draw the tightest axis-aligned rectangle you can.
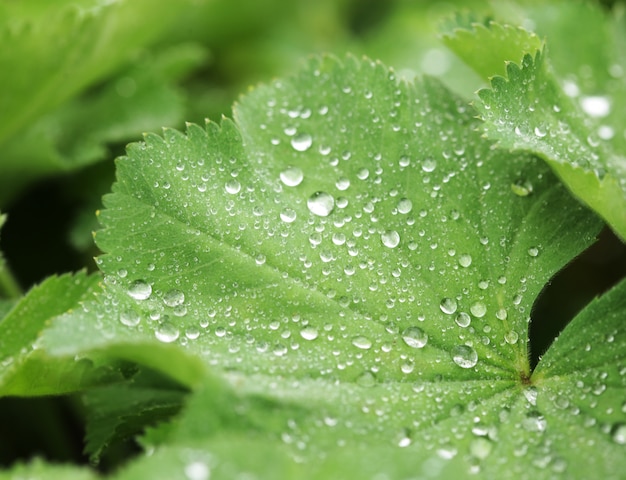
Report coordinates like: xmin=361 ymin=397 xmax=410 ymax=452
xmin=0 ymin=263 xmax=22 ymax=299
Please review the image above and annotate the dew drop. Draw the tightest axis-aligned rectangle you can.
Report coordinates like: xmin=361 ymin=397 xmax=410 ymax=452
xmin=224 ymin=179 xmax=241 ymax=194
xmin=528 ymin=246 xmax=539 ymax=257
xmin=280 ymin=166 xmax=304 ymax=186
xmin=300 ymin=326 xmax=319 ymax=341
xmin=119 ymin=309 xmax=141 ymax=327
xmin=184 ymin=461 xmax=210 ymax=480
xmin=280 ymin=208 xmax=297 ymax=223
xmin=401 ymin=326 xmax=428 ymax=348
xmin=155 ymin=321 xmax=180 ymax=343
xmin=505 ymin=331 xmax=519 ymax=344
xmin=611 ymin=423 xmax=626 ymax=444
xmin=352 ymin=336 xmax=372 ymax=350
xmin=397 ymin=198 xmax=413 ymax=214
xmin=291 ymin=133 xmax=312 ymax=151
xmin=381 ymin=230 xmax=400 ymax=248
xmin=127 ymin=280 xmax=152 ymax=300
xmin=422 ymin=157 xmax=437 ymax=172
xmin=522 ymin=411 xmax=547 ymax=432
xmin=356 ymin=371 xmax=376 ymax=387
xmin=470 ymin=437 xmax=493 ymax=460
xmin=440 ymin=297 xmax=458 ymax=315
xmin=470 ymin=302 xmax=487 ymax=318
xmin=335 ymin=177 xmax=350 ymax=191
xmin=455 ymin=312 xmax=471 ymax=328
xmin=458 ymin=254 xmax=472 ymax=268
xmin=580 ymin=95 xmax=611 ymax=118
xmin=307 ymin=191 xmax=335 ymax=217
xmin=163 ymin=289 xmax=185 ymax=307
xmin=451 ymin=345 xmax=478 ymax=368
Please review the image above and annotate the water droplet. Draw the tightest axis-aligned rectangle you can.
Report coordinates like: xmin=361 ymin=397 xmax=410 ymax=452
xmin=352 ymin=336 xmax=372 ymax=350
xmin=300 ymin=326 xmax=319 ymax=341
xmin=397 ymin=198 xmax=413 ymax=214
xmin=470 ymin=302 xmax=487 ymax=318
xmin=185 ymin=461 xmax=210 ymax=480
xmin=356 ymin=371 xmax=376 ymax=387
xmin=280 ymin=208 xmax=297 ymax=223
xmin=455 ymin=312 xmax=471 ymax=328
xmin=381 ymin=230 xmax=400 ymax=248
xmin=163 ymin=289 xmax=185 ymax=307
xmin=505 ymin=331 xmax=519 ymax=344
xmin=440 ymin=297 xmax=458 ymax=315
xmin=307 ymin=192 xmax=335 ymax=217
xmin=119 ymin=309 xmax=141 ymax=327
xmin=422 ymin=158 xmax=437 ymax=172
xmin=533 ymin=126 xmax=547 ymax=138
xmin=522 ymin=411 xmax=547 ymax=432
xmin=155 ymin=321 xmax=180 ymax=343
xmin=224 ymin=179 xmax=241 ymax=194
xmin=469 ymin=437 xmax=493 ymax=460
xmin=611 ymin=423 xmax=626 ymax=444
xmin=335 ymin=177 xmax=350 ymax=191
xmin=527 ymin=246 xmax=539 ymax=257
xmin=401 ymin=327 xmax=428 ymax=348
xmin=291 ymin=133 xmax=312 ymax=151
xmin=458 ymin=254 xmax=472 ymax=268
xmin=451 ymin=345 xmax=478 ymax=368
xmin=127 ymin=280 xmax=152 ymax=300
xmin=280 ymin=166 xmax=304 ymax=186
xmin=580 ymin=95 xmax=611 ymax=118
xmin=511 ymin=180 xmax=533 ymax=197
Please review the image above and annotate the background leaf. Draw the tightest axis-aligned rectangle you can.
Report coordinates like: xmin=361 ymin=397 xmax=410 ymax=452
xmin=445 ymin=19 xmax=626 ymax=240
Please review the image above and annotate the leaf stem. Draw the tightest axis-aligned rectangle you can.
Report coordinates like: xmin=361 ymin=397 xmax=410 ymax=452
xmin=0 ymin=263 xmax=22 ymax=299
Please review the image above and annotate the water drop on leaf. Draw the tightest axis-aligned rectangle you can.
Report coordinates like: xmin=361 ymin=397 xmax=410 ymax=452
xmin=381 ymin=230 xmax=400 ymax=248
xmin=163 ymin=289 xmax=185 ymax=307
xmin=155 ymin=320 xmax=180 ymax=343
xmin=451 ymin=345 xmax=478 ymax=368
xmin=127 ymin=280 xmax=152 ymax=300
xmin=401 ymin=326 xmax=428 ymax=348
xmin=280 ymin=166 xmax=304 ymax=186
xmin=300 ymin=326 xmax=319 ymax=341
xmin=291 ymin=133 xmax=313 ymax=151
xmin=440 ymin=297 xmax=458 ymax=315
xmin=307 ymin=192 xmax=335 ymax=216
xmin=352 ymin=336 xmax=372 ymax=350
xmin=119 ymin=309 xmax=141 ymax=327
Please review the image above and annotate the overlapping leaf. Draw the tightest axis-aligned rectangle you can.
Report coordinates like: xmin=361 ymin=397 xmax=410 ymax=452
xmin=0 ymin=272 xmax=107 ymax=396
xmin=444 ymin=18 xmax=626 ymax=240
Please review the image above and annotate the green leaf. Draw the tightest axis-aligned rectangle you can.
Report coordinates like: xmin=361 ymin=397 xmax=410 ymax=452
xmin=35 ymin=55 xmax=608 ymax=476
xmin=442 ymin=19 xmax=543 ymax=80
xmin=0 ymin=272 xmax=108 ymax=396
xmin=83 ymin=368 xmax=187 ymax=463
xmin=445 ymin=20 xmax=626 ymax=240
xmin=0 ymin=459 xmax=97 ymax=480
xmin=0 ymin=1 xmax=197 ymax=206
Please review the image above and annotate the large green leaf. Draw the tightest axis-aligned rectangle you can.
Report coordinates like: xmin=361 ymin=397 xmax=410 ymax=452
xmin=444 ymin=18 xmax=626 ymax=240
xmin=29 ymin=55 xmax=610 ymax=477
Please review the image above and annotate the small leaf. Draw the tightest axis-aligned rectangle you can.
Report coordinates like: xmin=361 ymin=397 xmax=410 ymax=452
xmin=83 ymin=368 xmax=187 ymax=463
xmin=0 ymin=272 xmax=104 ymax=396
xmin=446 ymin=21 xmax=626 ymax=240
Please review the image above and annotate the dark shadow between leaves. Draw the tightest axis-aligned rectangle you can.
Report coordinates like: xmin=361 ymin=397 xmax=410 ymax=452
xmin=529 ymin=227 xmax=626 ymax=370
